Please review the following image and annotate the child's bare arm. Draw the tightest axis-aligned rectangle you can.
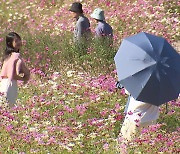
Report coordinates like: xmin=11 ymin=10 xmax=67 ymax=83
xmin=15 ymin=59 xmax=30 ymax=83
xmin=14 ymin=74 xmax=26 ymax=81
xmin=16 ymin=59 xmax=22 ymax=75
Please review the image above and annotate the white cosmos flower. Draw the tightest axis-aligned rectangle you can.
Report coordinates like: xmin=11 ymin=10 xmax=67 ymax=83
xmin=8 ymin=19 xmax=12 ymax=22
xmin=88 ymin=133 xmax=97 ymax=139
xmin=67 ymin=70 xmax=75 ymax=77
xmin=74 ymin=134 xmax=84 ymax=141
xmin=29 ymin=127 xmax=38 ymax=132
xmin=68 ymin=143 xmax=75 ymax=147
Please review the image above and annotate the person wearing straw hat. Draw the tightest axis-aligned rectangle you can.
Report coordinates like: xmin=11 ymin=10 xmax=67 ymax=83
xmin=69 ymin=2 xmax=91 ymax=43
xmin=91 ymin=8 xmax=113 ymax=38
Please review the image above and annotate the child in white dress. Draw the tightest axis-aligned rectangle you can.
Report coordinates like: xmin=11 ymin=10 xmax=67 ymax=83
xmin=0 ymin=32 xmax=30 ymax=107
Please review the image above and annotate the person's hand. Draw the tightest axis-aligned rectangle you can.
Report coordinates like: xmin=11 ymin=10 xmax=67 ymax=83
xmin=23 ymin=80 xmax=28 ymax=85
xmin=23 ymin=75 xmax=30 ymax=84
xmin=116 ymin=81 xmax=124 ymax=89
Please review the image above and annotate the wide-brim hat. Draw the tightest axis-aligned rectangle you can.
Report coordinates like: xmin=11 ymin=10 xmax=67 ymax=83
xmin=91 ymin=8 xmax=105 ymax=21
xmin=69 ymin=2 xmax=83 ymax=13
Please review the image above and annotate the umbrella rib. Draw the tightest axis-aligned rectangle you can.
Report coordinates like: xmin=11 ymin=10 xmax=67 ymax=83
xmin=120 ymin=62 xmax=156 ymax=81
xmin=159 ymin=39 xmax=165 ymax=57
xmin=163 ymin=69 xmax=179 ymax=93
xmin=121 ymin=64 xmax=155 ymax=84
xmin=125 ymin=40 xmax=155 ymax=60
xmin=158 ymin=70 xmax=178 ymax=104
xmin=135 ymin=69 xmax=156 ymax=102
xmin=144 ymin=33 xmax=155 ymax=54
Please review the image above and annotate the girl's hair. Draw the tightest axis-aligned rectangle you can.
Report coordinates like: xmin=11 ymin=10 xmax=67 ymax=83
xmin=4 ymin=32 xmax=21 ymax=60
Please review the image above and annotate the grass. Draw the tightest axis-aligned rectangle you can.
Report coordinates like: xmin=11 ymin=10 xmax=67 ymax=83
xmin=0 ymin=0 xmax=179 ymax=153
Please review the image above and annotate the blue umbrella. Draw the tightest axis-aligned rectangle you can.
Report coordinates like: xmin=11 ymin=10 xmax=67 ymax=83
xmin=114 ymin=32 xmax=180 ymax=106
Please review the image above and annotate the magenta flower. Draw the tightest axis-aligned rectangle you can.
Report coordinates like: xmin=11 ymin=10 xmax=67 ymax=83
xmin=76 ymin=104 xmax=87 ymax=115
xmin=115 ymin=114 xmax=123 ymax=121
xmin=128 ymin=111 xmax=133 ymax=115
xmin=100 ymin=109 xmax=108 ymax=117
xmin=103 ymin=143 xmax=109 ymax=150
xmin=134 ymin=119 xmax=140 ymax=123
xmin=6 ymin=125 xmax=13 ymax=132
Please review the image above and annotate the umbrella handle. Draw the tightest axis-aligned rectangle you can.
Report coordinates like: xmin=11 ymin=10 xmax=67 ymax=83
xmin=116 ymin=81 xmax=124 ymax=89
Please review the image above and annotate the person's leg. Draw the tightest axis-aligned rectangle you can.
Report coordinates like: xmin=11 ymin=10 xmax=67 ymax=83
xmin=117 ymin=118 xmax=139 ymax=153
xmin=120 ymin=118 xmax=138 ymax=141
xmin=117 ymin=120 xmax=157 ymax=153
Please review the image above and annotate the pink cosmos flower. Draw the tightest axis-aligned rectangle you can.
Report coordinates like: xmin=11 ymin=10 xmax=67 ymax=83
xmin=103 ymin=143 xmax=109 ymax=150
xmin=128 ymin=111 xmax=133 ymax=115
xmin=0 ymin=38 xmax=4 ymax=42
xmin=6 ymin=125 xmax=13 ymax=132
xmin=100 ymin=109 xmax=108 ymax=117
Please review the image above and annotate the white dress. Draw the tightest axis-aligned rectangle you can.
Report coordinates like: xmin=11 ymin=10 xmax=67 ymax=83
xmin=120 ymin=93 xmax=159 ymax=141
xmin=0 ymin=78 xmax=18 ymax=105
xmin=124 ymin=96 xmax=159 ymax=124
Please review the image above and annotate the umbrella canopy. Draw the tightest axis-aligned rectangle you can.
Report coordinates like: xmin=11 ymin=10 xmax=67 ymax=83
xmin=114 ymin=32 xmax=180 ymax=106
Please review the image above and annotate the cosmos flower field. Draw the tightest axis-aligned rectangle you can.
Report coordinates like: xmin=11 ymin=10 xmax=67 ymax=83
xmin=0 ymin=0 xmax=179 ymax=153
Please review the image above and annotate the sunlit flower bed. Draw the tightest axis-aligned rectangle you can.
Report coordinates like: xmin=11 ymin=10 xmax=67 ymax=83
xmin=0 ymin=0 xmax=179 ymax=153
